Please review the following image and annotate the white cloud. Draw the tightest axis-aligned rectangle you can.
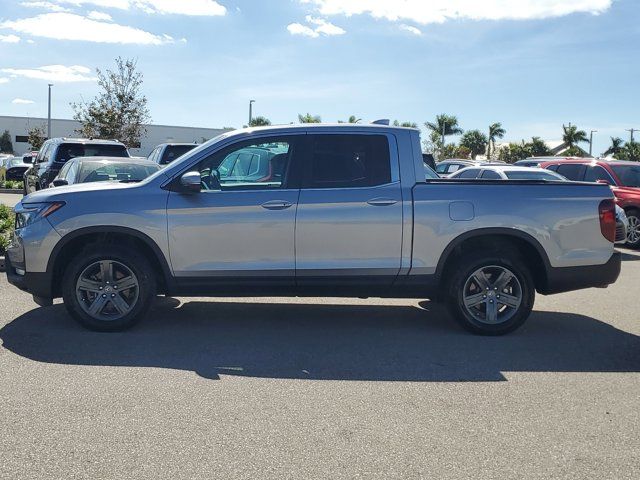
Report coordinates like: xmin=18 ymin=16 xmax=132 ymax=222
xmin=399 ymin=24 xmax=421 ymax=35
xmin=0 ymin=34 xmax=21 ymax=43
xmin=0 ymin=78 xmax=10 ymax=84
xmin=287 ymin=15 xmax=345 ymax=38
xmin=87 ymin=10 xmax=113 ymax=21
xmin=300 ymin=0 xmax=613 ymax=24
xmin=51 ymin=0 xmax=226 ymax=15
xmin=20 ymin=1 xmax=71 ymax=12
xmin=12 ymin=98 xmax=35 ymax=104
xmin=1 ymin=65 xmax=97 ymax=83
xmin=1 ymin=13 xmax=175 ymax=44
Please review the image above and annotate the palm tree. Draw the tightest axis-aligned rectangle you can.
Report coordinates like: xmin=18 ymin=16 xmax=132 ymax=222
xmin=487 ymin=122 xmax=506 ymax=158
xmin=424 ymin=114 xmax=463 ymax=146
xmin=338 ymin=115 xmax=361 ymax=124
xmin=298 ymin=113 xmax=321 ymax=124
xmin=603 ymin=137 xmax=624 ymax=156
xmin=459 ymin=130 xmax=489 ymax=160
xmin=562 ymin=124 xmax=589 ymax=148
xmin=249 ymin=116 xmax=271 ymax=127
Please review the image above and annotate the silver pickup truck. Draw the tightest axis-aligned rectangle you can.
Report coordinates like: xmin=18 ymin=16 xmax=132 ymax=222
xmin=5 ymin=124 xmax=621 ymax=335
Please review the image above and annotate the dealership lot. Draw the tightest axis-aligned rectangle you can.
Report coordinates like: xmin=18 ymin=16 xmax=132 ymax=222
xmin=0 ymin=244 xmax=638 ymax=478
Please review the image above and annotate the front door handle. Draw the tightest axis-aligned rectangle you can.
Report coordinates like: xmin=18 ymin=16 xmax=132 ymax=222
xmin=367 ymin=198 xmax=398 ymax=206
xmin=261 ymin=200 xmax=293 ymax=210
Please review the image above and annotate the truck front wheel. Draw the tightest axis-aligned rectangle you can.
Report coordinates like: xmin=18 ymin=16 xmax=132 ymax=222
xmin=62 ymin=244 xmax=157 ymax=331
xmin=445 ymin=251 xmax=535 ymax=335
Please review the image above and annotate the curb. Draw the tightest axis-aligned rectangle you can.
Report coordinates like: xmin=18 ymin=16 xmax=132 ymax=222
xmin=0 ymin=256 xmax=5 ymax=273
xmin=0 ymin=189 xmax=21 ymax=194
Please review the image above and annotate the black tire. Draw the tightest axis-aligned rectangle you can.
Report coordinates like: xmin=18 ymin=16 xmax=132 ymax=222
xmin=624 ymin=209 xmax=640 ymax=249
xmin=445 ymin=249 xmax=535 ymax=335
xmin=62 ymin=244 xmax=157 ymax=331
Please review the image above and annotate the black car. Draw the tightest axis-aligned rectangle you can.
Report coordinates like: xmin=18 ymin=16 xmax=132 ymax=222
xmin=148 ymin=143 xmax=197 ymax=166
xmin=24 ymin=138 xmax=129 ymax=194
xmin=1 ymin=156 xmax=31 ymax=182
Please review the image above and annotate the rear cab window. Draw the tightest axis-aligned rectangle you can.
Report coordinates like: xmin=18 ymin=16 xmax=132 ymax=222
xmin=160 ymin=145 xmax=196 ymax=165
xmin=303 ymin=134 xmax=393 ymax=189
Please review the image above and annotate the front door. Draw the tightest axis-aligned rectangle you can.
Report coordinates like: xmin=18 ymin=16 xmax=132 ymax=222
xmin=295 ymin=133 xmax=403 ymax=288
xmin=167 ymin=135 xmax=302 ymax=287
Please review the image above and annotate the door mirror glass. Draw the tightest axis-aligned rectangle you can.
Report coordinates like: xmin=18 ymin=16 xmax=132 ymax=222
xmin=180 ymin=171 xmax=202 ymax=192
xmin=52 ymin=179 xmax=68 ymax=187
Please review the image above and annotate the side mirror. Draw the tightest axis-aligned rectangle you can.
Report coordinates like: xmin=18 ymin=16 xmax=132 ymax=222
xmin=596 ymin=179 xmax=611 ymax=186
xmin=52 ymin=179 xmax=68 ymax=187
xmin=180 ymin=171 xmax=202 ymax=193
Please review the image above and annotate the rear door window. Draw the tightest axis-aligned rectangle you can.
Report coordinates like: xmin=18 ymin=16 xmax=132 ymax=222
xmin=304 ymin=134 xmax=392 ymax=188
xmin=480 ymin=170 xmax=502 ymax=179
xmin=556 ymin=164 xmax=586 ymax=181
xmin=584 ymin=166 xmax=615 ymax=183
xmin=457 ymin=168 xmax=480 ymax=179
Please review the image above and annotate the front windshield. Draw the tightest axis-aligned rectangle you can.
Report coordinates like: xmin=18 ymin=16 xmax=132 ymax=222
xmin=611 ymin=165 xmax=640 ymax=187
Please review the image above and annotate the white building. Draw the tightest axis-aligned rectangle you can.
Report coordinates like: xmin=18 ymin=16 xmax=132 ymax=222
xmin=0 ymin=115 xmax=230 ymax=156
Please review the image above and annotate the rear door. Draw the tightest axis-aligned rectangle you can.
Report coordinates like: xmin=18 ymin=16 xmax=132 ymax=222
xmin=295 ymin=132 xmax=403 ymax=287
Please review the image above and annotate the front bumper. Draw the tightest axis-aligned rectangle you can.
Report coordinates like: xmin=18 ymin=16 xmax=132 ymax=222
xmin=5 ymin=253 xmax=53 ymax=299
xmin=540 ymin=251 xmax=621 ymax=295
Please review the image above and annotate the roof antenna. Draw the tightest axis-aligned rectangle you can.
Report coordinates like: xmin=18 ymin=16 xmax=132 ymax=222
xmin=371 ymin=119 xmax=390 ymax=125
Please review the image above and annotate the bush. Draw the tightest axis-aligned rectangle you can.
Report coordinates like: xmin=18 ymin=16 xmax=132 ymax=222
xmin=0 ymin=180 xmax=23 ymax=190
xmin=0 ymin=204 xmax=15 ymax=256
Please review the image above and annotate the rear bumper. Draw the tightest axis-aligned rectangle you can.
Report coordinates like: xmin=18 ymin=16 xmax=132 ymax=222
xmin=540 ymin=251 xmax=621 ymax=295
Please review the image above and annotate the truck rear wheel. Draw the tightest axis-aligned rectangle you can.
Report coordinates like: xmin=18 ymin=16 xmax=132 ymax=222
xmin=445 ymin=250 xmax=535 ymax=335
xmin=62 ymin=244 xmax=157 ymax=331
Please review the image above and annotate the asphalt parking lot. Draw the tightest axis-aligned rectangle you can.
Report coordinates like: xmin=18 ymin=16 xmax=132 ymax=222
xmin=0 ymin=245 xmax=639 ymax=479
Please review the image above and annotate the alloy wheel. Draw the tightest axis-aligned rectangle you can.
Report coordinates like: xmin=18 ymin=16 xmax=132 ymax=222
xmin=75 ymin=260 xmax=140 ymax=321
xmin=462 ymin=265 xmax=523 ymax=325
xmin=627 ymin=215 xmax=640 ymax=245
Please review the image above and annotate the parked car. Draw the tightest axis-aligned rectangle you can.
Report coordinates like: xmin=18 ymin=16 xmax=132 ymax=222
xmin=50 ymin=157 xmax=161 ymax=187
xmin=6 ymin=124 xmax=620 ymax=335
xmin=435 ymin=159 xmax=506 ymax=177
xmin=148 ymin=143 xmax=197 ymax=166
xmin=0 ymin=156 xmax=31 ymax=182
xmin=448 ymin=165 xmax=567 ymax=181
xmin=540 ymin=158 xmax=640 ymax=248
xmin=23 ymin=138 xmax=129 ymax=194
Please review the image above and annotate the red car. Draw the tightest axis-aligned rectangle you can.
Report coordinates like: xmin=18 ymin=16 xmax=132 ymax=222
xmin=539 ymin=158 xmax=640 ymax=248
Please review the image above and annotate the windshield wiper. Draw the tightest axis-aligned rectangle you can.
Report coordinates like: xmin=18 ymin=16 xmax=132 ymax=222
xmin=119 ymin=179 xmax=143 ymax=183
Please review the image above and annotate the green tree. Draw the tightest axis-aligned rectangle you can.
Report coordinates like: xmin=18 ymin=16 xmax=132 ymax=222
xmin=603 ymin=137 xmax=624 ymax=156
xmin=615 ymin=141 xmax=640 ymax=162
xmin=459 ymin=130 xmax=489 ymax=159
xmin=497 ymin=141 xmax=532 ymax=163
xmin=562 ymin=124 xmax=589 ymax=148
xmin=529 ymin=137 xmax=552 ymax=156
xmin=393 ymin=120 xmax=418 ymax=128
xmin=27 ymin=125 xmax=47 ymax=150
xmin=0 ymin=130 xmax=13 ymax=153
xmin=338 ymin=115 xmax=361 ymax=124
xmin=425 ymin=114 xmax=463 ymax=146
xmin=71 ymin=57 xmax=151 ymax=148
xmin=298 ymin=113 xmax=321 ymax=123
xmin=487 ymin=122 xmax=506 ymax=158
xmin=249 ymin=116 xmax=271 ymax=127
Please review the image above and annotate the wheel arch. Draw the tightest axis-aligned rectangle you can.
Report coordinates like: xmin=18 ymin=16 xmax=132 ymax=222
xmin=48 ymin=226 xmax=173 ymax=297
xmin=435 ymin=228 xmax=552 ymax=293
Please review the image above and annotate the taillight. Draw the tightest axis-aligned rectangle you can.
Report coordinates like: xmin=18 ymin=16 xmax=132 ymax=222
xmin=598 ymin=199 xmax=616 ymax=242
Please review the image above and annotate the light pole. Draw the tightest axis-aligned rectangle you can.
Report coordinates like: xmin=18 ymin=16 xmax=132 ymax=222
xmin=626 ymin=128 xmax=638 ymax=143
xmin=589 ymin=130 xmax=597 ymax=157
xmin=248 ymin=99 xmax=255 ymax=126
xmin=47 ymin=83 xmax=53 ymax=139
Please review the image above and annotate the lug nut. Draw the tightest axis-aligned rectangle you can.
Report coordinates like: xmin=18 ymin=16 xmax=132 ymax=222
xmin=102 ymin=294 xmax=106 ymax=298
xmin=111 ymin=294 xmax=116 ymax=298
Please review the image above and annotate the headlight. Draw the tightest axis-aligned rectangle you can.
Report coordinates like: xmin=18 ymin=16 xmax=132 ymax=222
xmin=15 ymin=202 xmax=65 ymax=229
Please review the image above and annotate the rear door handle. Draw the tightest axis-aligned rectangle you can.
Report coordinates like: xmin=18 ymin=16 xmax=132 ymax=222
xmin=261 ymin=200 xmax=293 ymax=210
xmin=367 ymin=198 xmax=398 ymax=206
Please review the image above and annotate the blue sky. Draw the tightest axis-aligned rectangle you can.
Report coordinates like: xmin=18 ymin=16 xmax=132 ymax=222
xmin=0 ymin=0 xmax=638 ymax=155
